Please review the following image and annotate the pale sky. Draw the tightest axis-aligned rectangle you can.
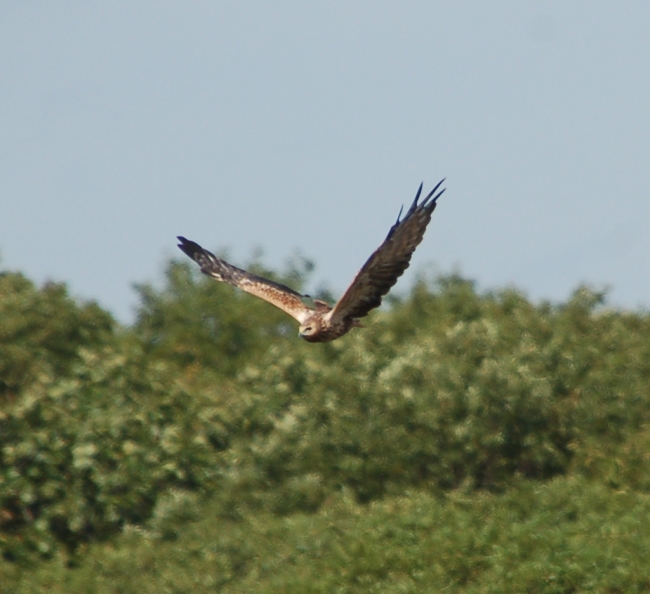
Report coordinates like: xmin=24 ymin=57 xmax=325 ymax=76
xmin=1 ymin=3 xmax=649 ymax=322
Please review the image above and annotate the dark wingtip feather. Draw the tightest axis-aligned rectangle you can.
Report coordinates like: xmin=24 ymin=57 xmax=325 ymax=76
xmin=386 ymin=178 xmax=446 ymax=241
xmin=414 ymin=182 xmax=424 ymax=202
xmin=417 ymin=179 xmax=446 ymax=215
xmin=404 ymin=182 xmax=425 ymax=218
xmin=176 ymin=236 xmax=204 ymax=260
xmin=422 ymin=178 xmax=446 ymax=205
xmin=394 ymin=204 xmax=404 ymax=225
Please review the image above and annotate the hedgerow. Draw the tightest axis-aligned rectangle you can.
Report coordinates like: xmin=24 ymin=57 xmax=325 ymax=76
xmin=1 ymin=261 xmax=650 ymax=579
xmin=0 ymin=345 xmax=232 ymax=561
xmin=5 ymin=477 xmax=650 ymax=593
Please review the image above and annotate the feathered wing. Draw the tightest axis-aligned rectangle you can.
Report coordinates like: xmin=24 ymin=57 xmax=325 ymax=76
xmin=177 ymin=237 xmax=314 ymax=324
xmin=327 ymin=179 xmax=445 ymax=322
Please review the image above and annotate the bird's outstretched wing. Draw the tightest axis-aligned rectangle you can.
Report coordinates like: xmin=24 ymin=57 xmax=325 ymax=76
xmin=326 ymin=179 xmax=445 ymax=322
xmin=177 ymin=237 xmax=314 ymax=323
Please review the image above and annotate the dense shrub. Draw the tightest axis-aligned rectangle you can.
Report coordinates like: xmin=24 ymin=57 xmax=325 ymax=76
xmin=229 ymin=331 xmax=572 ymax=504
xmin=5 ymin=477 xmax=650 ymax=593
xmin=0 ymin=347 xmax=229 ymax=561
xmin=2 ymin=258 xmax=650 ymax=571
xmin=218 ymin=282 xmax=649 ymax=507
xmin=0 ymin=272 xmax=114 ymax=399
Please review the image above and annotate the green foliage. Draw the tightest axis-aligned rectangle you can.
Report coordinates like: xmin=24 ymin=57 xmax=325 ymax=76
xmin=223 ymin=281 xmax=650 ymax=505
xmin=0 ymin=346 xmax=230 ymax=561
xmin=4 ymin=477 xmax=650 ymax=593
xmin=0 ymin=264 xmax=241 ymax=560
xmin=2 ymin=254 xmax=650 ymax=592
xmin=0 ymin=272 xmax=114 ymax=398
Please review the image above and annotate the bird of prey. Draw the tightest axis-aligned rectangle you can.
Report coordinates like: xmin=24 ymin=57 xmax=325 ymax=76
xmin=177 ymin=179 xmax=445 ymax=342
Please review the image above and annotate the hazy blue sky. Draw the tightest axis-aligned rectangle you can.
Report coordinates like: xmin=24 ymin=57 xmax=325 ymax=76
xmin=2 ymin=3 xmax=649 ymax=322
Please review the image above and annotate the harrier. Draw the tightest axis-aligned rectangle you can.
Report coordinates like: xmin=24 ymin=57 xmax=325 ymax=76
xmin=178 ymin=179 xmax=445 ymax=342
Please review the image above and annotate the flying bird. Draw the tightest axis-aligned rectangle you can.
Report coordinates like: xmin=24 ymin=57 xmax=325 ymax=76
xmin=177 ymin=179 xmax=445 ymax=342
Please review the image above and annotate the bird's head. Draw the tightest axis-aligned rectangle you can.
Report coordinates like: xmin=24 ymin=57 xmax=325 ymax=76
xmin=299 ymin=321 xmax=320 ymax=342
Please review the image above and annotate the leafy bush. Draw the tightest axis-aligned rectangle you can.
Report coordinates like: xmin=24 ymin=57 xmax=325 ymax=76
xmin=207 ymin=280 xmax=650 ymax=508
xmin=5 ymin=477 xmax=650 ymax=593
xmin=230 ymin=331 xmax=572 ymax=504
xmin=0 ymin=347 xmax=229 ymax=561
xmin=0 ymin=272 xmax=114 ymax=398
xmin=2 ymin=257 xmax=650 ymax=572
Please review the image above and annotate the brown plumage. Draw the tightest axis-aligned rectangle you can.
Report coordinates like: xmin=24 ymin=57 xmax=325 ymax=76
xmin=177 ymin=179 xmax=445 ymax=342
